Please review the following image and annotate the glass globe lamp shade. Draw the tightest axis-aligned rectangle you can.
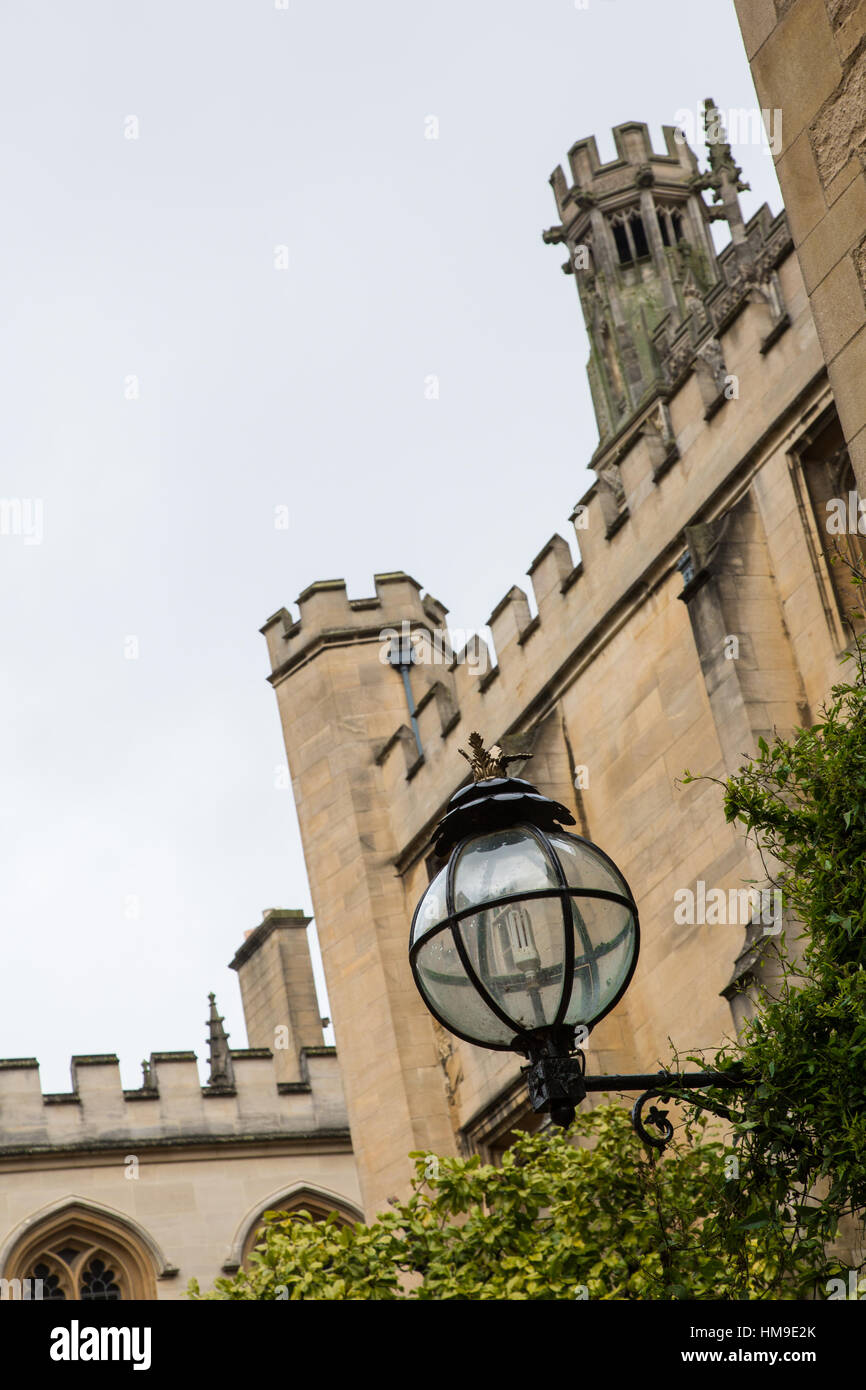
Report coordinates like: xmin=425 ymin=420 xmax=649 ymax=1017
xmin=409 ymin=819 xmax=639 ymax=1051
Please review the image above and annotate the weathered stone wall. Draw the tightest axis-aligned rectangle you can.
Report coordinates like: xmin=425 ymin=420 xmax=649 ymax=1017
xmin=735 ymin=0 xmax=866 ymax=486
xmin=0 ymin=1143 xmax=360 ymax=1300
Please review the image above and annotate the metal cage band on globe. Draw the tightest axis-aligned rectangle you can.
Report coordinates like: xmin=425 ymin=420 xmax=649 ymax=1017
xmin=408 ymin=736 xmax=754 ymax=1138
xmin=408 ymin=821 xmax=641 ymax=1053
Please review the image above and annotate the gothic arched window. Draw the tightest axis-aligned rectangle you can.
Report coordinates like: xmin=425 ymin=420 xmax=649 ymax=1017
xmin=2 ymin=1207 xmax=158 ymax=1301
xmin=629 ymin=215 xmax=649 ymax=259
xmin=796 ymin=409 xmax=866 ymax=638
xmin=612 ymin=223 xmax=632 ymax=265
xmin=237 ymin=1188 xmax=364 ymax=1268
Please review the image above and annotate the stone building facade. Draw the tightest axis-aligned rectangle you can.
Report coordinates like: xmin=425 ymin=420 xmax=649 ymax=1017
xmin=3 ymin=78 xmax=864 ymax=1296
xmin=0 ymin=910 xmax=360 ymax=1300
xmin=261 ymin=115 xmax=864 ymax=1219
xmin=735 ymin=0 xmax=866 ymax=491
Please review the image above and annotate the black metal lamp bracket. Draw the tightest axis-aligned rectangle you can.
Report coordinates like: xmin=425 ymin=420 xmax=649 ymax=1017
xmin=523 ymin=1050 xmax=748 ymax=1149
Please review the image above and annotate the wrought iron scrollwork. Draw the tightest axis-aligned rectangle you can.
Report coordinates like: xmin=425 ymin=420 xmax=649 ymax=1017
xmin=584 ymin=1067 xmax=748 ymax=1149
xmin=629 ymin=1074 xmax=746 ymax=1150
xmin=631 ymin=1088 xmax=675 ymax=1150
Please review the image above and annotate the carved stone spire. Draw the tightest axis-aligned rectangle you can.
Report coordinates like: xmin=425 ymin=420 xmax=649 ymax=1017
xmin=205 ymin=992 xmax=234 ymax=1088
xmin=695 ymin=98 xmax=752 ymax=264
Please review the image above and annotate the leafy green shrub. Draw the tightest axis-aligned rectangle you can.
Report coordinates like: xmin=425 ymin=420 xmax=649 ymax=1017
xmin=680 ymin=636 xmax=866 ymax=1270
xmin=190 ymin=1105 xmax=823 ymax=1300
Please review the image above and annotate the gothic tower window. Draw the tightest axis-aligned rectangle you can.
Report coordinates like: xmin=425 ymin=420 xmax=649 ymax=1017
xmin=656 ymin=207 xmax=687 ymax=251
xmin=629 ymin=214 xmax=649 ymax=259
xmin=612 ymin=222 xmax=632 ymax=265
xmin=611 ymin=214 xmax=650 ymax=266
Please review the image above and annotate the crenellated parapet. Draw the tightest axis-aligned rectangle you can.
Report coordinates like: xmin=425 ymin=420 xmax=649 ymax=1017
xmin=0 ymin=1044 xmax=348 ymax=1156
xmin=261 ymin=573 xmax=449 ymax=686
xmin=651 ymin=205 xmax=791 ymax=406
xmin=547 ymin=120 xmax=705 ymax=237
xmin=0 ymin=908 xmax=350 ymax=1157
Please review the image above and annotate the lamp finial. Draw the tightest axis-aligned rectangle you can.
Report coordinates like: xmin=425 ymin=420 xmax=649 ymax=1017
xmin=458 ymin=731 xmax=532 ymax=782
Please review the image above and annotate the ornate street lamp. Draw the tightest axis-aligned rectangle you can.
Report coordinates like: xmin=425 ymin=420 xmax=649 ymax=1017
xmin=409 ymin=734 xmax=745 ymax=1143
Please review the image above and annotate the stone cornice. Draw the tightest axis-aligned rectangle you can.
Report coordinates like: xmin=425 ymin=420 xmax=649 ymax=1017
xmin=0 ymin=1129 xmax=353 ymax=1167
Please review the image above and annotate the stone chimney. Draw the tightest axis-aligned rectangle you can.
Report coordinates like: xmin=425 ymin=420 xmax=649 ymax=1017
xmin=229 ymin=909 xmax=323 ymax=1085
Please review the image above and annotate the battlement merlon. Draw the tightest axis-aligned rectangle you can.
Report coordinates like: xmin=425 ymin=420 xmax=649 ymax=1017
xmin=260 ymin=487 xmax=619 ymax=762
xmin=547 ymin=122 xmax=700 ymax=226
xmin=0 ymin=1043 xmax=349 ymax=1150
xmin=260 ymin=572 xmax=450 ymax=682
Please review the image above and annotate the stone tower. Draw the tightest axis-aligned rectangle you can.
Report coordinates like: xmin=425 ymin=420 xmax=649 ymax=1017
xmin=260 ymin=576 xmax=458 ymax=1215
xmin=544 ymin=120 xmax=716 ymax=444
xmin=263 ymin=114 xmax=847 ymax=1217
xmin=543 ymin=111 xmax=787 ymax=535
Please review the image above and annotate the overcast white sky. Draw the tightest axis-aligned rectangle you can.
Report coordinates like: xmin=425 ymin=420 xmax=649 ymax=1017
xmin=0 ymin=1 xmax=783 ymax=1092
